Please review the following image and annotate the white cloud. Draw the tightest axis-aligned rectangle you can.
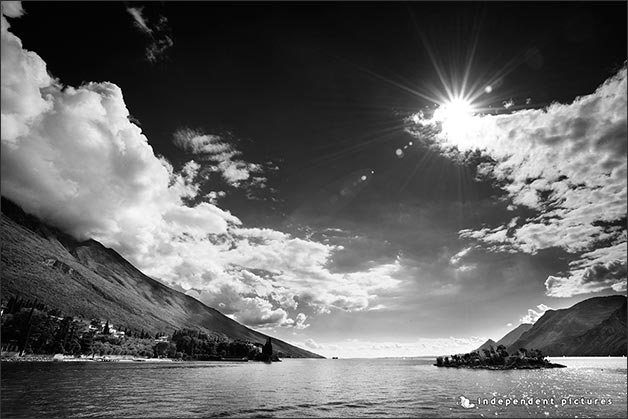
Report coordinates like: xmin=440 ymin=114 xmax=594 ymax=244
xmin=455 ymin=264 xmax=477 ymax=273
xmin=545 ymin=241 xmax=627 ymax=297
xmin=173 ymin=127 xmax=268 ymax=188
xmin=1 ymin=1 xmax=23 ymax=18
xmin=0 ymin=9 xmax=402 ymax=329
xmin=126 ymin=6 xmax=173 ymax=63
xmin=449 ymin=246 xmax=477 ymax=273
xmin=408 ymin=66 xmax=627 ymax=298
xmin=294 ymin=313 xmax=310 ymax=329
xmin=205 ymin=190 xmax=227 ymax=204
xmin=126 ymin=7 xmax=151 ymax=34
xmin=449 ymin=246 xmax=472 ymax=265
xmin=520 ymin=304 xmax=554 ymax=324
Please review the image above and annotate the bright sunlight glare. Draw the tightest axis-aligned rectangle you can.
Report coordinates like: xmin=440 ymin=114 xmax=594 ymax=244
xmin=434 ymin=98 xmax=474 ymax=124
xmin=430 ymin=97 xmax=479 ymax=147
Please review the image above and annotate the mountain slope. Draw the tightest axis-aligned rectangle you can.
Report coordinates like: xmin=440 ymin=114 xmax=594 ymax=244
xmin=507 ymin=295 xmax=627 ymax=356
xmin=496 ymin=323 xmax=533 ymax=348
xmin=553 ymin=301 xmax=626 ymax=356
xmin=476 ymin=339 xmax=497 ymax=352
xmin=0 ymin=198 xmax=322 ymax=358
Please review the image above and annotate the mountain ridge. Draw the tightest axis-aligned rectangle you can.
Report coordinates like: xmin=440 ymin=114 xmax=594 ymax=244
xmin=475 ymin=339 xmax=497 ymax=352
xmin=0 ymin=197 xmax=322 ymax=358
xmin=496 ymin=323 xmax=533 ymax=348
xmin=507 ymin=295 xmax=627 ymax=356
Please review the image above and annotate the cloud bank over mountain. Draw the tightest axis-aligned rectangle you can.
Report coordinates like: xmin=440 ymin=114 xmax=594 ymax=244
xmin=0 ymin=4 xmax=402 ymax=329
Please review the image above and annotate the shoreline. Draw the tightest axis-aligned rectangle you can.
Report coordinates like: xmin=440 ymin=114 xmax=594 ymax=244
xmin=434 ymin=363 xmax=567 ymax=370
xmin=1 ymin=354 xmax=177 ymax=363
xmin=1 ymin=354 xmax=279 ymax=363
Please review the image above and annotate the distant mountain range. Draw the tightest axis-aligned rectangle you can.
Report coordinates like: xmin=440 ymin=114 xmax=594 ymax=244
xmin=0 ymin=198 xmax=322 ymax=359
xmin=477 ymin=296 xmax=626 ymax=356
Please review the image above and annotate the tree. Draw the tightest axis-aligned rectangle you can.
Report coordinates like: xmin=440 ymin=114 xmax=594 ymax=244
xmin=262 ymin=337 xmax=273 ymax=360
xmin=68 ymin=338 xmax=82 ymax=356
xmin=18 ymin=307 xmax=36 ymax=356
xmin=166 ymin=342 xmax=177 ymax=358
xmin=102 ymin=321 xmax=110 ymax=335
xmin=153 ymin=341 xmax=170 ymax=358
xmin=80 ymin=333 xmax=94 ymax=355
xmin=496 ymin=345 xmax=509 ymax=358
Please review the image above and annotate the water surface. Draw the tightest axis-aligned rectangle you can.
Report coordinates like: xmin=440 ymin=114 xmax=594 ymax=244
xmin=2 ymin=357 xmax=626 ymax=417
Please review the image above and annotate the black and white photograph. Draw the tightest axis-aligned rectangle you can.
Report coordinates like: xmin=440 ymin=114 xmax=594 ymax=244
xmin=1 ymin=1 xmax=626 ymax=417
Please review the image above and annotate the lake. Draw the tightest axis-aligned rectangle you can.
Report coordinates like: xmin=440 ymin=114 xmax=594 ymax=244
xmin=1 ymin=357 xmax=626 ymax=417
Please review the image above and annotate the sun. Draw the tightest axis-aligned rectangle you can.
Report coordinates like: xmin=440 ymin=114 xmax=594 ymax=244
xmin=434 ymin=97 xmax=475 ymax=125
xmin=430 ymin=96 xmax=478 ymax=146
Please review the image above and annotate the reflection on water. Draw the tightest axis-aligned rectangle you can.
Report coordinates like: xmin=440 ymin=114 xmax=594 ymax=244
xmin=1 ymin=357 xmax=626 ymax=417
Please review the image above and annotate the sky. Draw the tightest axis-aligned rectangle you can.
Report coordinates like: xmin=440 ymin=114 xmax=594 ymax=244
xmin=1 ymin=1 xmax=626 ymax=358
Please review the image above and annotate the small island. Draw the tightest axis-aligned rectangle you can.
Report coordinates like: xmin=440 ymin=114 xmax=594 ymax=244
xmin=435 ymin=346 xmax=566 ymax=370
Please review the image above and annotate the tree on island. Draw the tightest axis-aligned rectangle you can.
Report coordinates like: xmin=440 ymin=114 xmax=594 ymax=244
xmin=434 ymin=346 xmax=565 ymax=369
xmin=496 ymin=345 xmax=509 ymax=358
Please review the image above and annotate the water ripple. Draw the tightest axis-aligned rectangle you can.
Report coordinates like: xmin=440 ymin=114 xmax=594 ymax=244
xmin=2 ymin=358 xmax=626 ymax=418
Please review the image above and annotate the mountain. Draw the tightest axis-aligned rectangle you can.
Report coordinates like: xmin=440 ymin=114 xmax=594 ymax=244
xmin=0 ymin=198 xmax=323 ymax=358
xmin=563 ymin=301 xmax=627 ymax=356
xmin=495 ymin=323 xmax=533 ymax=348
xmin=476 ymin=339 xmax=497 ymax=352
xmin=507 ymin=295 xmax=627 ymax=356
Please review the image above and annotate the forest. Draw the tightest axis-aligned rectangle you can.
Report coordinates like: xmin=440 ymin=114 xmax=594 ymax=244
xmin=0 ymin=295 xmax=275 ymax=361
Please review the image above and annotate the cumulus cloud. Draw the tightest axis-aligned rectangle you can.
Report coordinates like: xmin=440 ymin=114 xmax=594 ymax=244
xmin=1 ymin=6 xmax=402 ymax=329
xmin=294 ymin=313 xmax=310 ymax=329
xmin=126 ymin=6 xmax=173 ymax=63
xmin=1 ymin=1 xmax=23 ymax=18
xmin=173 ymin=127 xmax=269 ymax=189
xmin=162 ymin=227 xmax=403 ymax=321
xmin=520 ymin=304 xmax=554 ymax=324
xmin=408 ymin=66 xmax=627 ymax=298
xmin=545 ymin=241 xmax=627 ymax=297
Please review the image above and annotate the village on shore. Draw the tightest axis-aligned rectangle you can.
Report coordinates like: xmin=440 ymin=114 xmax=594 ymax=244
xmin=1 ymin=295 xmax=280 ymax=363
